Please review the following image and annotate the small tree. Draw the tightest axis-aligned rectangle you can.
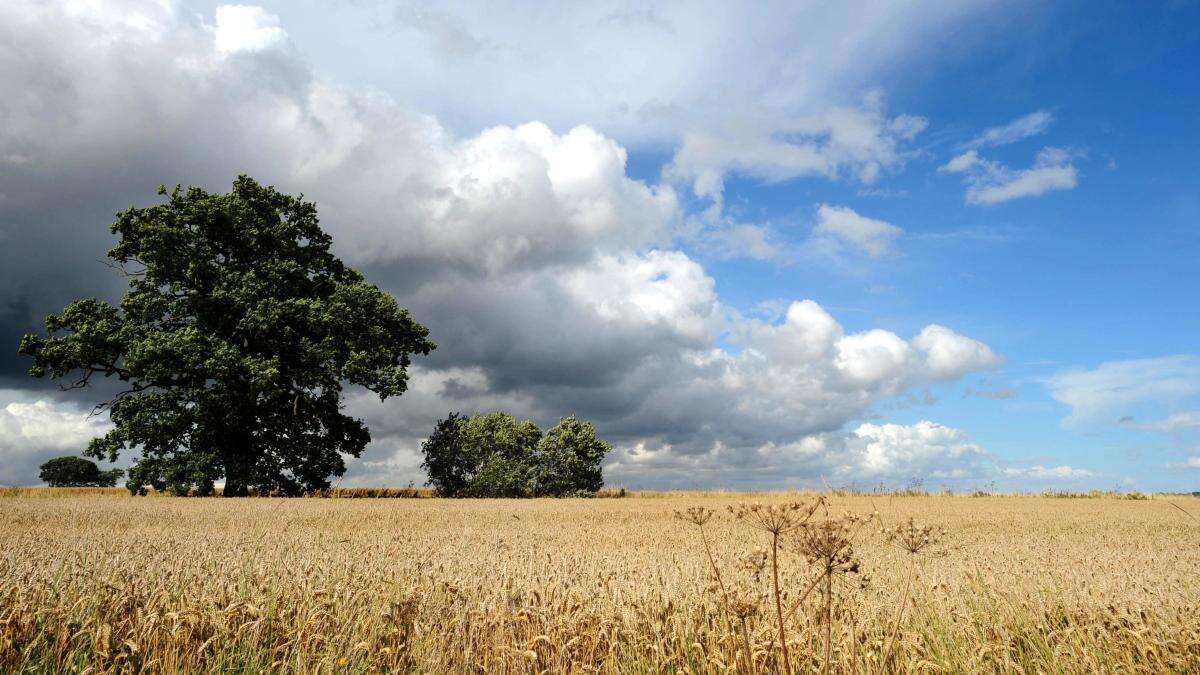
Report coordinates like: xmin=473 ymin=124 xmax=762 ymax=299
xmin=463 ymin=453 xmax=534 ymax=498
xmin=535 ymin=416 xmax=609 ymax=496
xmin=19 ymin=177 xmax=434 ymax=496
xmin=419 ymin=413 xmax=472 ymax=497
xmin=422 ymin=412 xmax=540 ymax=497
xmin=421 ymin=412 xmax=609 ymax=497
xmin=39 ymin=456 xmax=125 ymax=487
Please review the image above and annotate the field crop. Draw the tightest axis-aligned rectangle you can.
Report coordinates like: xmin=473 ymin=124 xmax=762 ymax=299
xmin=1 ymin=491 xmax=1198 ymax=673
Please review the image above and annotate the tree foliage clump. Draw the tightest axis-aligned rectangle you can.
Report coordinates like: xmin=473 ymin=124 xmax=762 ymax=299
xmin=421 ymin=413 xmax=610 ymax=497
xmin=38 ymin=456 xmax=124 ymax=487
xmin=19 ymin=176 xmax=435 ymax=496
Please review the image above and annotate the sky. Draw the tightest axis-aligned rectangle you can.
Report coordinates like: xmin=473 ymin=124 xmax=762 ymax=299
xmin=1 ymin=0 xmax=1198 ymax=491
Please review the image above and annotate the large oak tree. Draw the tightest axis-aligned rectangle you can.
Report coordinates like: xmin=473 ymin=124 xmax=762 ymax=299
xmin=19 ymin=176 xmax=435 ymax=496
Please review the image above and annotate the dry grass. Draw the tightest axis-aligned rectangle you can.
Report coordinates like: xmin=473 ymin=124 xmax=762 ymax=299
xmin=1 ymin=491 xmax=1198 ymax=673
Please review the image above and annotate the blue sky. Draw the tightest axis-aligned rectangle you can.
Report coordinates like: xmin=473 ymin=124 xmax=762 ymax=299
xmin=661 ymin=0 xmax=1200 ymax=490
xmin=0 ymin=1 xmax=1197 ymax=490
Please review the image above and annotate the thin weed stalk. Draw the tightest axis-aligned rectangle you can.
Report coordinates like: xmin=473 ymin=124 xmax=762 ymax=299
xmin=770 ymin=529 xmax=791 ymax=675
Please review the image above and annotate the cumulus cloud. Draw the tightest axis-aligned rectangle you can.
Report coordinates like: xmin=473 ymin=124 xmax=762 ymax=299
xmin=742 ymin=302 xmax=1000 ymax=401
xmin=1045 ymin=355 xmax=1200 ymax=426
xmin=941 ymin=147 xmax=1079 ymax=205
xmin=329 ymin=290 xmax=1007 ymax=489
xmin=0 ymin=2 xmax=680 ymax=286
xmin=600 ymin=419 xmax=1093 ymax=490
xmin=961 ymin=110 xmax=1054 ymax=149
xmin=599 ymin=420 xmax=995 ymax=490
xmin=812 ymin=204 xmax=903 ymax=258
xmin=0 ymin=1 xmax=1005 ymax=489
xmin=353 ymin=121 xmax=681 ymax=272
xmin=913 ymin=325 xmax=1002 ymax=380
xmin=0 ymin=392 xmax=112 ymax=485
xmin=277 ymin=117 xmax=679 ymax=273
xmin=845 ymin=420 xmax=989 ymax=478
xmin=561 ymin=251 xmax=721 ymax=346
xmin=337 ymin=292 xmax=1003 ymax=487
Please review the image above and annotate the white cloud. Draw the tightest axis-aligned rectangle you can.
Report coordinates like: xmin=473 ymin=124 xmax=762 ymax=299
xmin=1185 ymin=456 xmax=1200 ymax=469
xmin=942 ymin=150 xmax=984 ymax=173
xmin=600 ymin=419 xmax=1077 ymax=489
xmin=0 ymin=3 xmax=682 ymax=277
xmin=1137 ymin=411 xmax=1200 ymax=433
xmin=213 ymin=5 xmax=287 ymax=54
xmin=283 ymin=114 xmax=681 ymax=274
xmin=360 ymin=121 xmax=681 ymax=272
xmin=600 ymin=420 xmax=996 ymax=489
xmin=962 ymin=110 xmax=1054 ymax=149
xmin=835 ymin=330 xmax=914 ymax=386
xmin=1002 ymin=464 xmax=1092 ymax=480
xmin=698 ymin=224 xmax=783 ymax=261
xmin=913 ymin=324 xmax=1002 ymax=380
xmin=0 ymin=392 xmax=112 ymax=485
xmin=740 ymin=302 xmax=999 ymax=400
xmin=560 ymin=251 xmax=720 ymax=345
xmin=293 ymin=1 xmax=994 ymax=145
xmin=889 ymin=114 xmax=930 ymax=140
xmin=846 ymin=420 xmax=988 ymax=478
xmin=1046 ymin=355 xmax=1200 ymax=426
xmin=964 ymin=386 xmax=1016 ymax=400
xmin=941 ymin=146 xmax=1079 ymax=205
xmin=812 ymin=204 xmax=903 ymax=258
xmin=338 ymin=290 xmax=1003 ymax=487
xmin=667 ymin=99 xmax=927 ymax=212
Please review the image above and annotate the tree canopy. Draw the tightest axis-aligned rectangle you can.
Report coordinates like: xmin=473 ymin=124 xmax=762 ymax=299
xmin=38 ymin=456 xmax=124 ymax=488
xmin=19 ymin=176 xmax=435 ymax=496
xmin=421 ymin=412 xmax=610 ymax=497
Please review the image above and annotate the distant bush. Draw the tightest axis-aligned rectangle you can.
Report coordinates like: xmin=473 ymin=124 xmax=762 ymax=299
xmin=595 ymin=487 xmax=628 ymax=498
xmin=38 ymin=456 xmax=124 ymax=487
xmin=421 ymin=412 xmax=610 ymax=497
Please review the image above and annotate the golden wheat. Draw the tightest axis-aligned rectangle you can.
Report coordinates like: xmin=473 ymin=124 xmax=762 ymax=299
xmin=1 ymin=491 xmax=1197 ymax=673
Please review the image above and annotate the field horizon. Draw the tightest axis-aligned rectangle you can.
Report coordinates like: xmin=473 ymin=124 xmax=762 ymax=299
xmin=4 ymin=485 xmax=1198 ymax=500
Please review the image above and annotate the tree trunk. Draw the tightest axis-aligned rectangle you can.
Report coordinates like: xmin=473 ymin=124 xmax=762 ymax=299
xmin=222 ymin=402 xmax=254 ymax=497
xmin=223 ymin=479 xmax=248 ymax=496
xmin=222 ymin=425 xmax=253 ymax=497
xmin=222 ymin=463 xmax=249 ymax=497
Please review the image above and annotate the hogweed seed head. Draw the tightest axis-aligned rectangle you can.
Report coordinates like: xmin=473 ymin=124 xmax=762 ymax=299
xmin=792 ymin=512 xmax=871 ymax=575
xmin=674 ymin=506 xmax=714 ymax=527
xmin=882 ymin=517 xmax=946 ymax=555
xmin=728 ymin=497 xmax=823 ymax=535
xmin=737 ymin=549 xmax=769 ymax=581
xmin=729 ymin=593 xmax=762 ymax=619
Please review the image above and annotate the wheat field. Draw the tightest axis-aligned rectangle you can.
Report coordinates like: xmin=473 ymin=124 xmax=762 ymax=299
xmin=1 ymin=490 xmax=1198 ymax=673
